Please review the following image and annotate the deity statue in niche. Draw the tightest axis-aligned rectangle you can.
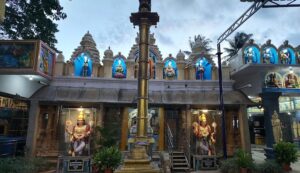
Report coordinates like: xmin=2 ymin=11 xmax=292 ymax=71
xmin=65 ymin=111 xmax=91 ymax=156
xmin=263 ymin=48 xmax=272 ymax=64
xmin=82 ymin=56 xmax=89 ymax=77
xmin=285 ymin=73 xmax=298 ymax=88
xmin=196 ymin=64 xmax=205 ymax=80
xmin=244 ymin=47 xmax=254 ymax=64
xmin=280 ymin=49 xmax=290 ymax=64
xmin=192 ymin=113 xmax=216 ymax=155
xmin=114 ymin=59 xmax=126 ymax=78
xmin=292 ymin=119 xmax=300 ymax=139
xmin=164 ymin=61 xmax=175 ymax=79
xmin=266 ymin=73 xmax=279 ymax=88
xmin=271 ymin=111 xmax=282 ymax=143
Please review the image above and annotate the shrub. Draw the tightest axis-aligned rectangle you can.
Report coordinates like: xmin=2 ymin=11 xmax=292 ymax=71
xmin=274 ymin=141 xmax=298 ymax=165
xmin=0 ymin=157 xmax=49 ymax=173
xmin=93 ymin=146 xmax=122 ymax=170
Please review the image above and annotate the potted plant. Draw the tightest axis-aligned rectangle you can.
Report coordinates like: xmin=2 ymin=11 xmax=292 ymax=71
xmin=274 ymin=141 xmax=298 ymax=171
xmin=254 ymin=159 xmax=282 ymax=173
xmin=93 ymin=146 xmax=122 ymax=173
xmin=235 ymin=149 xmax=254 ymax=173
xmin=220 ymin=158 xmax=239 ymax=173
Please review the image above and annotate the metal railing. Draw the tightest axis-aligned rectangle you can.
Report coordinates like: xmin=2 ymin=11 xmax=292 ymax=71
xmin=166 ymin=123 xmax=174 ymax=165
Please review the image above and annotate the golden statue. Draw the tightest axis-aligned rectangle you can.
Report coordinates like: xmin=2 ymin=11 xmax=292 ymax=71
xmin=271 ymin=111 xmax=282 ymax=143
xmin=192 ymin=113 xmax=216 ymax=155
xmin=66 ymin=111 xmax=91 ymax=156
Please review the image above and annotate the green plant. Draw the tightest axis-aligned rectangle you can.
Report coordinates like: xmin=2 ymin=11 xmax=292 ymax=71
xmin=93 ymin=146 xmax=122 ymax=170
xmin=220 ymin=158 xmax=239 ymax=173
xmin=95 ymin=126 xmax=119 ymax=148
xmin=254 ymin=160 xmax=283 ymax=173
xmin=274 ymin=141 xmax=298 ymax=165
xmin=235 ymin=149 xmax=254 ymax=169
xmin=0 ymin=157 xmax=50 ymax=173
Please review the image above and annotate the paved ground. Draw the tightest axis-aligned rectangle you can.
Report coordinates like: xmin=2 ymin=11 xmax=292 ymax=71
xmin=191 ymin=145 xmax=300 ymax=173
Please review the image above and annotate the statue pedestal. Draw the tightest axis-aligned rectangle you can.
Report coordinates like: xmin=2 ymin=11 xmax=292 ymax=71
xmin=192 ymin=155 xmax=217 ymax=170
xmin=57 ymin=156 xmax=91 ymax=173
xmin=115 ymin=145 xmax=160 ymax=173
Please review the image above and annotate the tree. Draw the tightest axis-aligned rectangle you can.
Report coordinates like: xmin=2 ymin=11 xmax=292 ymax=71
xmin=0 ymin=0 xmax=67 ymax=48
xmin=224 ymin=32 xmax=253 ymax=59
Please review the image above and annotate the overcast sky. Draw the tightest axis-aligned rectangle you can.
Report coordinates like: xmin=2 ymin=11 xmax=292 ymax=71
xmin=55 ymin=0 xmax=300 ymax=61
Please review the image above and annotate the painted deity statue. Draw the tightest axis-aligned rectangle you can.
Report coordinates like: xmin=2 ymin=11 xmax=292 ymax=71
xmin=292 ymin=119 xmax=300 ymax=139
xmin=192 ymin=114 xmax=216 ymax=155
xmin=280 ymin=49 xmax=290 ymax=64
xmin=82 ymin=58 xmax=89 ymax=77
xmin=271 ymin=111 xmax=282 ymax=143
xmin=263 ymin=48 xmax=271 ymax=64
xmin=285 ymin=73 xmax=298 ymax=88
xmin=196 ymin=64 xmax=205 ymax=80
xmin=245 ymin=48 xmax=254 ymax=64
xmin=66 ymin=111 xmax=91 ymax=156
xmin=164 ymin=62 xmax=175 ymax=79
xmin=266 ymin=73 xmax=279 ymax=88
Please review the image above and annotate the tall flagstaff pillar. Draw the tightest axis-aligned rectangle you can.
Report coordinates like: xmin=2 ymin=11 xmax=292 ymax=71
xmin=131 ymin=0 xmax=159 ymax=142
xmin=116 ymin=1 xmax=160 ymax=172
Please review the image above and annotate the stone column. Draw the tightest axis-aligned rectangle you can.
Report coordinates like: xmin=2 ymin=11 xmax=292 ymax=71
xmin=120 ymin=107 xmax=129 ymax=151
xmin=261 ymin=92 xmax=281 ymax=159
xmin=177 ymin=61 xmax=185 ymax=80
xmin=25 ymin=100 xmax=40 ymax=157
xmin=126 ymin=60 xmax=135 ymax=79
xmin=156 ymin=62 xmax=163 ymax=80
xmin=238 ymin=105 xmax=251 ymax=153
xmin=186 ymin=106 xmax=192 ymax=150
xmin=158 ymin=107 xmax=165 ymax=151
xmin=102 ymin=59 xmax=113 ymax=78
xmin=92 ymin=63 xmax=100 ymax=77
xmin=189 ymin=67 xmax=195 ymax=80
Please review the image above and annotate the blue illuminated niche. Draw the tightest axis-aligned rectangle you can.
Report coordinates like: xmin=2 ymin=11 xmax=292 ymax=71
xmin=262 ymin=47 xmax=278 ymax=64
xmin=195 ymin=57 xmax=211 ymax=80
xmin=163 ymin=59 xmax=177 ymax=79
xmin=279 ymin=48 xmax=296 ymax=64
xmin=74 ymin=52 xmax=93 ymax=77
xmin=112 ymin=57 xmax=127 ymax=78
xmin=244 ymin=46 xmax=260 ymax=64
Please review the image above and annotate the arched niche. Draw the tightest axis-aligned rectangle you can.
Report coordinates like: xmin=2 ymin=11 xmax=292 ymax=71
xmin=73 ymin=52 xmax=93 ymax=77
xmin=134 ymin=49 xmax=158 ymax=79
xmin=261 ymin=41 xmax=278 ymax=64
xmin=112 ymin=55 xmax=127 ymax=78
xmin=278 ymin=41 xmax=296 ymax=65
xmin=242 ymin=43 xmax=261 ymax=64
xmin=265 ymin=72 xmax=283 ymax=88
xmin=194 ymin=57 xmax=212 ymax=80
xmin=163 ymin=57 xmax=177 ymax=80
xmin=283 ymin=72 xmax=299 ymax=88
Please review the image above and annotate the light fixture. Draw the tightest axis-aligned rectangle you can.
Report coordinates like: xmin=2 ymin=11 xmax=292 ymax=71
xmin=202 ymin=109 xmax=208 ymax=113
xmin=29 ymin=75 xmax=33 ymax=80
xmin=78 ymin=106 xmax=84 ymax=111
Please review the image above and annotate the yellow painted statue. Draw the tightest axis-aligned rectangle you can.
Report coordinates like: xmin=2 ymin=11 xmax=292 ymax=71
xmin=271 ymin=111 xmax=282 ymax=143
xmin=192 ymin=113 xmax=216 ymax=155
xmin=66 ymin=111 xmax=91 ymax=156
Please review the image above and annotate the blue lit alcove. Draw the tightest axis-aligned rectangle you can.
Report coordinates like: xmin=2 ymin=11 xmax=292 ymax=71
xmin=262 ymin=47 xmax=278 ymax=64
xmin=112 ymin=57 xmax=127 ymax=78
xmin=279 ymin=48 xmax=296 ymax=64
xmin=195 ymin=57 xmax=212 ymax=80
xmin=243 ymin=46 xmax=260 ymax=64
xmin=163 ymin=59 xmax=177 ymax=79
xmin=74 ymin=52 xmax=93 ymax=77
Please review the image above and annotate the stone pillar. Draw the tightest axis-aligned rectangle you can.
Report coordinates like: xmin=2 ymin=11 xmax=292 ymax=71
xmin=238 ymin=105 xmax=251 ymax=153
xmin=189 ymin=67 xmax=195 ymax=80
xmin=120 ymin=107 xmax=129 ymax=151
xmin=177 ymin=61 xmax=185 ymax=80
xmin=102 ymin=59 xmax=113 ymax=78
xmin=126 ymin=60 xmax=135 ymax=79
xmin=261 ymin=92 xmax=281 ymax=159
xmin=186 ymin=106 xmax=192 ymax=149
xmin=25 ymin=100 xmax=40 ymax=157
xmin=92 ymin=63 xmax=100 ymax=77
xmin=158 ymin=107 xmax=165 ymax=151
xmin=54 ymin=53 xmax=65 ymax=76
xmin=156 ymin=62 xmax=163 ymax=80
xmin=212 ymin=67 xmax=218 ymax=80
xmin=96 ymin=104 xmax=104 ymax=127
